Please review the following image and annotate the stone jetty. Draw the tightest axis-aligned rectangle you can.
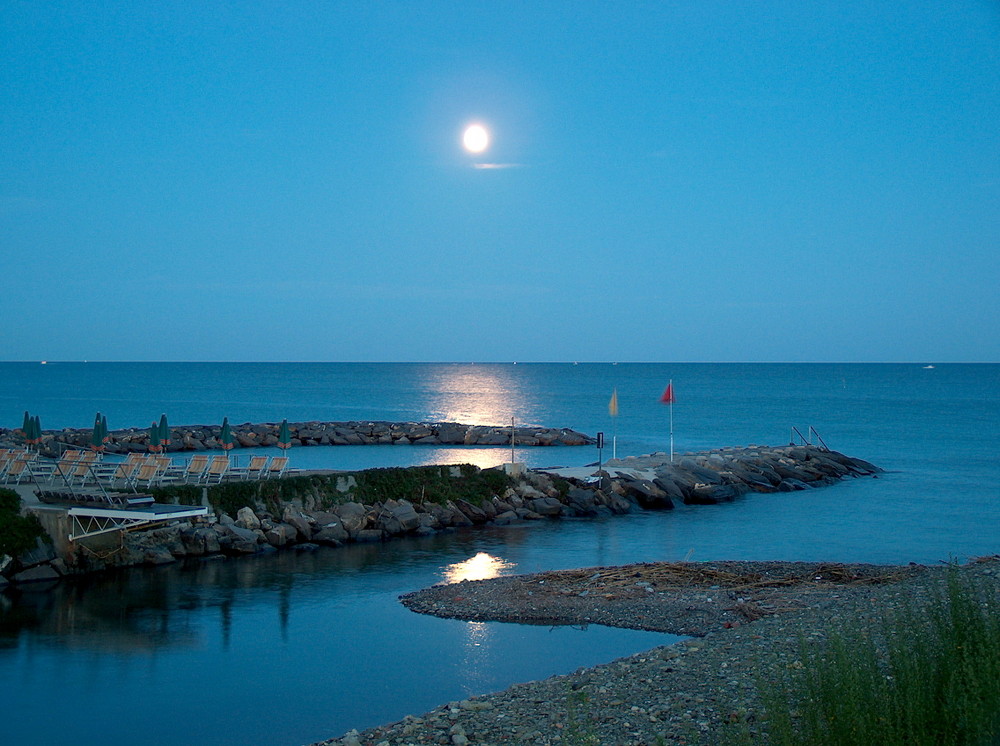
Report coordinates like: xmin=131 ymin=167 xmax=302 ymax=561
xmin=2 ymin=445 xmax=880 ymax=584
xmin=0 ymin=420 xmax=594 ymax=458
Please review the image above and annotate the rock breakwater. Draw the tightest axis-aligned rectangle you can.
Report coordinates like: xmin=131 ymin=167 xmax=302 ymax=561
xmin=18 ymin=445 xmax=880 ymax=582
xmin=0 ymin=421 xmax=594 ymax=458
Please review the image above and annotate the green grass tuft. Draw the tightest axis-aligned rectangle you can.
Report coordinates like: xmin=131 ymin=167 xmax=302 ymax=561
xmin=756 ymin=569 xmax=1000 ymax=746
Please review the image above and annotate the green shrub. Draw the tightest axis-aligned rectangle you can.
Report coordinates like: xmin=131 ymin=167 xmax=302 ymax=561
xmin=757 ymin=569 xmax=1000 ymax=746
xmin=148 ymin=464 xmax=512 ymax=517
xmin=0 ymin=487 xmax=48 ymax=557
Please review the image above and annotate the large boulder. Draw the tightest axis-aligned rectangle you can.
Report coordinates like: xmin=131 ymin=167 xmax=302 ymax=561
xmin=144 ymin=548 xmax=176 ymax=565
xmin=313 ymin=517 xmax=349 ymax=545
xmin=453 ymin=499 xmax=489 ymax=524
xmin=436 ymin=425 xmax=468 ymax=444
xmin=378 ymin=499 xmax=421 ymax=535
xmin=236 ymin=507 xmax=261 ymax=530
xmin=652 ymin=477 xmax=687 ymax=501
xmin=565 ymin=487 xmax=598 ymax=516
xmin=18 ymin=537 xmax=57 ymax=568
xmin=679 ymin=459 xmax=725 ymax=485
xmin=11 ymin=564 xmax=61 ymax=583
xmin=334 ymin=502 xmax=368 ymax=534
xmin=282 ymin=506 xmax=314 ymax=541
xmin=619 ymin=479 xmax=673 ymax=510
xmin=686 ymin=484 xmax=740 ymax=504
xmin=442 ymin=502 xmax=474 ymax=527
xmin=529 ymin=497 xmax=565 ymax=516
xmin=265 ymin=523 xmax=298 ymax=548
xmin=224 ymin=525 xmax=261 ymax=554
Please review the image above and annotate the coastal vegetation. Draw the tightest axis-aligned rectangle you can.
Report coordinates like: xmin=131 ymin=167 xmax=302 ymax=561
xmin=747 ymin=569 xmax=1000 ymax=745
xmin=0 ymin=488 xmax=47 ymax=557
xmin=149 ymin=464 xmax=513 ymax=517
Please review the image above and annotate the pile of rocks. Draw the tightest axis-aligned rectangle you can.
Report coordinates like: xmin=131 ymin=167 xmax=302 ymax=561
xmin=0 ymin=537 xmax=65 ymax=588
xmin=0 ymin=421 xmax=594 ymax=457
xmin=595 ymin=444 xmax=881 ymax=509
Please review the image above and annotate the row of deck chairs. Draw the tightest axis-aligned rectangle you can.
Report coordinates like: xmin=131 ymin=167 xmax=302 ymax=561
xmin=0 ymin=448 xmax=38 ymax=484
xmin=2 ymin=449 xmax=290 ymax=490
xmin=94 ymin=452 xmax=290 ymax=488
xmin=160 ymin=454 xmax=290 ymax=485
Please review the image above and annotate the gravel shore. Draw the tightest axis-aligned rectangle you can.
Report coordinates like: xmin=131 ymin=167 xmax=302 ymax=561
xmin=316 ymin=557 xmax=1000 ymax=746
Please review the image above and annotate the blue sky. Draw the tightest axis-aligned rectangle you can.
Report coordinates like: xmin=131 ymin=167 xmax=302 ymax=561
xmin=3 ymin=2 xmax=998 ymax=362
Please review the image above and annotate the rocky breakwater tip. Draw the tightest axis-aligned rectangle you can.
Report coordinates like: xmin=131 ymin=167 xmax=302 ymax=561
xmin=0 ymin=421 xmax=594 ymax=457
xmin=543 ymin=444 xmax=881 ymax=509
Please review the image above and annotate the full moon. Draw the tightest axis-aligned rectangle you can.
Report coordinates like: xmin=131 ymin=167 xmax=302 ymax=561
xmin=462 ymin=124 xmax=489 ymax=153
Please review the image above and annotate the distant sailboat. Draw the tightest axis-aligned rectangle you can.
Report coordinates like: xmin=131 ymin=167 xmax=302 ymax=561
xmin=923 ymin=365 xmax=935 ymax=369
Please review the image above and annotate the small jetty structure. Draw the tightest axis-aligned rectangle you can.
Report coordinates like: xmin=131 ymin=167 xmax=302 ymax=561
xmin=6 ymin=450 xmax=207 ymax=545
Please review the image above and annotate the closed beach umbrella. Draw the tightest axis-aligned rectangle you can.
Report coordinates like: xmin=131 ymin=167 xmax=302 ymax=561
xmin=158 ymin=413 xmax=170 ymax=452
xmin=277 ymin=419 xmax=292 ymax=451
xmin=90 ymin=412 xmax=105 ymax=453
xmin=220 ymin=417 xmax=234 ymax=453
xmin=148 ymin=422 xmax=161 ymax=454
xmin=101 ymin=415 xmax=110 ymax=446
xmin=20 ymin=410 xmax=30 ymax=438
xmin=29 ymin=415 xmax=42 ymax=448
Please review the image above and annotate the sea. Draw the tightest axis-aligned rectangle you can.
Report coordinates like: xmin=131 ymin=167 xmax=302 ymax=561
xmin=2 ymin=362 xmax=998 ymax=746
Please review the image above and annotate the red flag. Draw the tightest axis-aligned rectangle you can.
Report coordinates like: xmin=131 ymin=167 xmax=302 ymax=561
xmin=660 ymin=382 xmax=675 ymax=404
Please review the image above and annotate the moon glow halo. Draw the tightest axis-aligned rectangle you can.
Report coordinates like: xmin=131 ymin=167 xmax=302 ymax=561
xmin=462 ymin=124 xmax=489 ymax=153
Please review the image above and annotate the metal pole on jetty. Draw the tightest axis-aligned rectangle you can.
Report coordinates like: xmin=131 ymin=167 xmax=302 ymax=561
xmin=608 ymin=388 xmax=619 ymax=460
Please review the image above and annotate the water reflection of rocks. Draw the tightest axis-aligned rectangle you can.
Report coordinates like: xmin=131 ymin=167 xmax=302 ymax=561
xmin=0 ymin=533 xmax=536 ymax=654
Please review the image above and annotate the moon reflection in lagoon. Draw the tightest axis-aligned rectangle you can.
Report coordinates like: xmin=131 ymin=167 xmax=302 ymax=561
xmin=442 ymin=551 xmax=516 ymax=583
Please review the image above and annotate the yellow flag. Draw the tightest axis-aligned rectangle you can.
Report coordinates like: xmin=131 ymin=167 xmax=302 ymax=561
xmin=609 ymin=388 xmax=619 ymax=417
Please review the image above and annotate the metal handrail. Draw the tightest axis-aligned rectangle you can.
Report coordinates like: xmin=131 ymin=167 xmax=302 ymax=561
xmin=809 ymin=426 xmax=830 ymax=451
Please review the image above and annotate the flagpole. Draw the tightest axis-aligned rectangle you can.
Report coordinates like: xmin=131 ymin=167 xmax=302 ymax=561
xmin=669 ymin=378 xmax=674 ymax=463
xmin=608 ymin=388 xmax=619 ymax=460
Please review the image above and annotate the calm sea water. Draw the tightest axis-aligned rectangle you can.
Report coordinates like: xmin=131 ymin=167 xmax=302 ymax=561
xmin=2 ymin=363 xmax=998 ymax=746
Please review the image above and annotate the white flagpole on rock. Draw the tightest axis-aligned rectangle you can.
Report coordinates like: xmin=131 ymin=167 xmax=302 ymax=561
xmin=669 ymin=379 xmax=674 ymax=463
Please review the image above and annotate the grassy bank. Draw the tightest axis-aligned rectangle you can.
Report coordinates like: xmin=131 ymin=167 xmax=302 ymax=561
xmin=744 ymin=568 xmax=1000 ymax=745
xmin=148 ymin=464 xmax=512 ymax=517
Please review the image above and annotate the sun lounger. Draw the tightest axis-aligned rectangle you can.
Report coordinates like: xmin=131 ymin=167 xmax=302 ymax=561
xmin=64 ymin=451 xmax=100 ymax=486
xmin=263 ymin=456 xmax=289 ymax=479
xmin=203 ymin=455 xmax=231 ymax=484
xmin=100 ymin=460 xmax=141 ymax=490
xmin=230 ymin=455 xmax=269 ymax=481
xmin=0 ymin=450 xmax=14 ymax=476
xmin=38 ymin=451 xmax=81 ymax=482
xmin=131 ymin=461 xmax=165 ymax=489
xmin=2 ymin=451 xmax=38 ymax=484
xmin=182 ymin=454 xmax=210 ymax=483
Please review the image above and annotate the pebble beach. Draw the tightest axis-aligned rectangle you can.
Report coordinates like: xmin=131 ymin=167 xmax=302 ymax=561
xmin=318 ymin=557 xmax=1000 ymax=746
